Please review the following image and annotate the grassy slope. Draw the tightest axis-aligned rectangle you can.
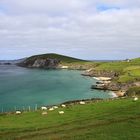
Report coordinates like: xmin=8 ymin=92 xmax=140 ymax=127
xmin=94 ymin=58 xmax=140 ymax=83
xmin=0 ymin=98 xmax=140 ymax=140
xmin=96 ymin=58 xmax=140 ymax=73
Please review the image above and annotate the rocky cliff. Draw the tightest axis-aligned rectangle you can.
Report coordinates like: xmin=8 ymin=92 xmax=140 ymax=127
xmin=18 ymin=53 xmax=87 ymax=69
xmin=82 ymin=69 xmax=119 ymax=78
xmin=18 ymin=58 xmax=60 ymax=68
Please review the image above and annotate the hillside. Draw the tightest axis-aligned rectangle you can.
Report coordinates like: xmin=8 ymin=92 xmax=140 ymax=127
xmin=18 ymin=53 xmax=88 ymax=69
xmin=0 ymin=98 xmax=140 ymax=140
xmin=92 ymin=57 xmax=140 ymax=83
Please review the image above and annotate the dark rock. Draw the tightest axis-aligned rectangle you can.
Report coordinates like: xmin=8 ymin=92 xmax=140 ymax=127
xmin=82 ymin=69 xmax=120 ymax=79
xmin=91 ymin=84 xmax=108 ymax=90
xmin=19 ymin=58 xmax=60 ymax=69
xmin=90 ymin=70 xmax=120 ymax=78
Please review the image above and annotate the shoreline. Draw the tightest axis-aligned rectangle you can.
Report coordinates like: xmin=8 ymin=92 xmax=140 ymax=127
xmin=1 ymin=96 xmax=123 ymax=115
xmin=90 ymin=76 xmax=125 ymax=98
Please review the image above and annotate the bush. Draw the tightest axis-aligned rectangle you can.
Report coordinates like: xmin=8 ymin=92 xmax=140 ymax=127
xmin=126 ymin=86 xmax=140 ymax=96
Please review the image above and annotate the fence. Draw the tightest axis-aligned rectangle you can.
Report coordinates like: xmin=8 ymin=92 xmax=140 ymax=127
xmin=0 ymin=104 xmax=38 ymax=113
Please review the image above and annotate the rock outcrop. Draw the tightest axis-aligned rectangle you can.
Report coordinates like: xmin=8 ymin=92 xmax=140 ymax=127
xmin=82 ymin=69 xmax=120 ymax=78
xmin=91 ymin=80 xmax=140 ymax=92
xmin=18 ymin=58 xmax=60 ymax=69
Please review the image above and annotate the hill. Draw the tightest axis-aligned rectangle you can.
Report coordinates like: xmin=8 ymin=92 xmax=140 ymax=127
xmin=18 ymin=53 xmax=88 ymax=69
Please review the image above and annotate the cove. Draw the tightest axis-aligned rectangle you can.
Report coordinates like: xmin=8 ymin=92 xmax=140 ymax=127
xmin=0 ymin=65 xmax=113 ymax=112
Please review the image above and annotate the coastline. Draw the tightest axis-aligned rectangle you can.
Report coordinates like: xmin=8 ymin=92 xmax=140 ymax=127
xmin=87 ymin=74 xmax=125 ymax=98
xmin=60 ymin=68 xmax=124 ymax=98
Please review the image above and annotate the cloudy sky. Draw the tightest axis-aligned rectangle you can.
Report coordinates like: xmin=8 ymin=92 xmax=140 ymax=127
xmin=0 ymin=0 xmax=140 ymax=60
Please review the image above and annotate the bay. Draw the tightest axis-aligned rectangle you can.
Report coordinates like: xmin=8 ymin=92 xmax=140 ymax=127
xmin=0 ymin=65 xmax=112 ymax=112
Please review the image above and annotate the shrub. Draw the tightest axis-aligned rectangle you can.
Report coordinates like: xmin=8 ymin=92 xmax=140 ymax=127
xmin=126 ymin=86 xmax=140 ymax=96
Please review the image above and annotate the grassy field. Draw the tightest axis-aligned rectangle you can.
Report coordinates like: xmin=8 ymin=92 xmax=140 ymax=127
xmin=0 ymin=98 xmax=140 ymax=140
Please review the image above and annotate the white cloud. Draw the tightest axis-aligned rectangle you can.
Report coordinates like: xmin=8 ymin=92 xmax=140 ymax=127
xmin=0 ymin=0 xmax=140 ymax=60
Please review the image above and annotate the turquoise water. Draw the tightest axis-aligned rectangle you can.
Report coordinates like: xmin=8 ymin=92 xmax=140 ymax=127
xmin=0 ymin=65 xmax=112 ymax=112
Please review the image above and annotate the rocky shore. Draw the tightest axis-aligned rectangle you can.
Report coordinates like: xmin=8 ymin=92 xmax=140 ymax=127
xmin=82 ymin=68 xmax=140 ymax=97
xmin=82 ymin=69 xmax=120 ymax=78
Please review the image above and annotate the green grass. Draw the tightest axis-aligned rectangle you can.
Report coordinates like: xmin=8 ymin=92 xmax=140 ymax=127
xmin=93 ymin=58 xmax=140 ymax=83
xmin=117 ymin=66 xmax=140 ymax=83
xmin=96 ymin=59 xmax=140 ymax=72
xmin=0 ymin=98 xmax=140 ymax=140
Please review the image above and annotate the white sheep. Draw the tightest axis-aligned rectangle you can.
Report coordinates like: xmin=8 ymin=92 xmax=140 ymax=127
xmin=49 ymin=107 xmax=54 ymax=111
xmin=134 ymin=97 xmax=138 ymax=101
xmin=61 ymin=104 xmax=66 ymax=108
xmin=53 ymin=106 xmax=58 ymax=109
xmin=42 ymin=111 xmax=47 ymax=115
xmin=59 ymin=111 xmax=64 ymax=114
xmin=15 ymin=111 xmax=21 ymax=115
xmin=79 ymin=101 xmax=86 ymax=105
xmin=41 ymin=106 xmax=47 ymax=110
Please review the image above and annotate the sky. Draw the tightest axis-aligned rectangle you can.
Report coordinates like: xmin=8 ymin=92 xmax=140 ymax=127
xmin=0 ymin=0 xmax=140 ymax=60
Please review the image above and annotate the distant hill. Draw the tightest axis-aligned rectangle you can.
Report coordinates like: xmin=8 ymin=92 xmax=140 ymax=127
xmin=27 ymin=53 xmax=86 ymax=63
xmin=18 ymin=53 xmax=87 ymax=68
xmin=0 ymin=58 xmax=26 ymax=65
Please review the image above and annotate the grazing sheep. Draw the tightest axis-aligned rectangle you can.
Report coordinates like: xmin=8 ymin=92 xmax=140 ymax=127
xmin=79 ymin=101 xmax=86 ymax=105
xmin=59 ymin=111 xmax=64 ymax=114
xmin=42 ymin=111 xmax=47 ymax=115
xmin=15 ymin=111 xmax=21 ymax=115
xmin=53 ymin=106 xmax=58 ymax=109
xmin=134 ymin=97 xmax=138 ymax=101
xmin=41 ymin=106 xmax=47 ymax=110
xmin=49 ymin=107 xmax=54 ymax=111
xmin=61 ymin=104 xmax=66 ymax=108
